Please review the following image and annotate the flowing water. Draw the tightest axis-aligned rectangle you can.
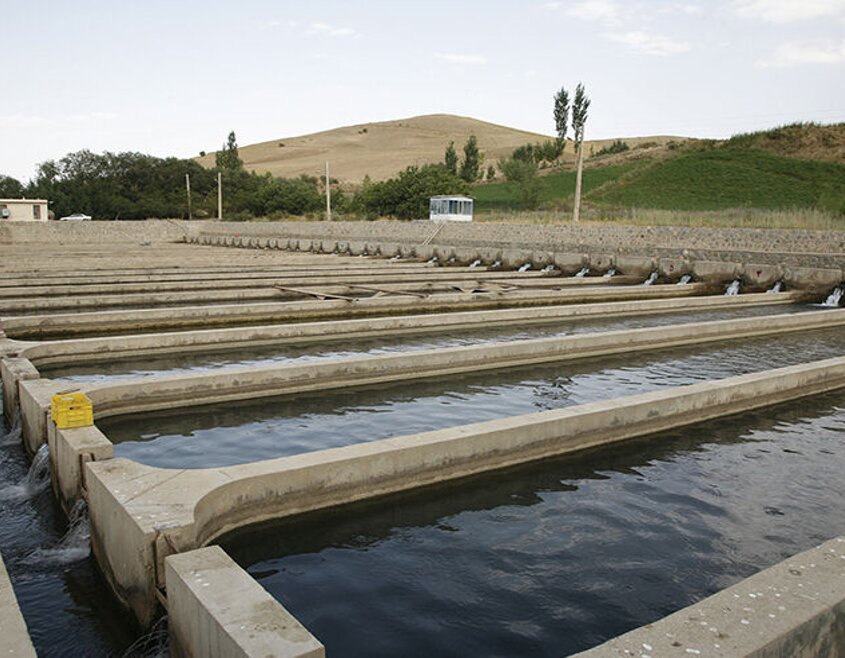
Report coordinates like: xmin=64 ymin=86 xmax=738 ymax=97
xmin=725 ymin=280 xmax=741 ymax=295
xmin=641 ymin=272 xmax=658 ymax=286
xmin=677 ymin=274 xmax=692 ymax=285
xmin=43 ymin=303 xmax=813 ymax=384
xmin=574 ymin=268 xmax=590 ymax=277
xmin=0 ymin=407 xmax=146 ymax=656
xmin=100 ymin=322 xmax=845 ymax=469
xmin=221 ymin=390 xmax=845 ymax=657
xmin=824 ymin=286 xmax=843 ymax=307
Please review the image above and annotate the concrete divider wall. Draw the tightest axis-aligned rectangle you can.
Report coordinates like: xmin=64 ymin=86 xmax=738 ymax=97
xmin=0 ymin=552 xmax=37 ymax=658
xmin=166 ymin=547 xmax=324 ymax=658
xmin=14 ymin=293 xmax=801 ymax=369
xmin=84 ymin=355 xmax=845 ymax=627
xmin=573 ymin=536 xmax=845 ymax=658
xmin=79 ymin=308 xmax=845 ymax=420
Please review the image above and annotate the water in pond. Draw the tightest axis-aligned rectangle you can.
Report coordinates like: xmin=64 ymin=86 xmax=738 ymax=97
xmin=221 ymin=390 xmax=845 ymax=657
xmin=0 ymin=407 xmax=150 ymax=657
xmin=44 ymin=303 xmax=812 ymax=384
xmin=100 ymin=323 xmax=845 ymax=469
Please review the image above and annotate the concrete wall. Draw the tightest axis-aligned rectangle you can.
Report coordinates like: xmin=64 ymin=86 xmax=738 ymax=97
xmin=15 ymin=292 xmax=799 ymax=369
xmin=573 ymin=536 xmax=845 ymax=658
xmin=84 ymin=356 xmax=845 ymax=627
xmin=2 ymin=283 xmax=708 ymax=340
xmin=0 ymin=553 xmax=36 ymax=658
xmin=166 ymin=547 xmax=324 ymax=658
xmin=76 ymin=308 xmax=845 ymax=420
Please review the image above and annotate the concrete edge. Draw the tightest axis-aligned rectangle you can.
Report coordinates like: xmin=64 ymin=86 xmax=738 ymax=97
xmin=0 ymin=551 xmax=37 ymax=658
xmin=166 ymin=546 xmax=324 ymax=658
xmin=570 ymin=536 xmax=845 ymax=658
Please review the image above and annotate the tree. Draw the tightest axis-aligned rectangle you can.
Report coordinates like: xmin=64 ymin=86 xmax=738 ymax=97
xmin=215 ymin=131 xmax=243 ymax=172
xmin=553 ymin=87 xmax=570 ymax=155
xmin=459 ymin=135 xmax=481 ymax=183
xmin=486 ymin=165 xmax=496 ymax=181
xmin=352 ymin=164 xmax=468 ymax=219
xmin=499 ymin=157 xmax=541 ymax=209
xmin=571 ymin=83 xmax=590 ymax=222
xmin=444 ymin=142 xmax=458 ymax=176
xmin=0 ymin=175 xmax=24 ymax=198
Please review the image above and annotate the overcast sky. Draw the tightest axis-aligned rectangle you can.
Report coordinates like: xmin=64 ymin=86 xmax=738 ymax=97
xmin=3 ymin=0 xmax=844 ymax=181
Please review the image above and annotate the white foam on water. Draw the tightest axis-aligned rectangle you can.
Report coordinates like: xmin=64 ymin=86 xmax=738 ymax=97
xmin=574 ymin=267 xmax=589 ymax=278
xmin=725 ymin=280 xmax=741 ymax=296
xmin=603 ymin=269 xmax=616 ymax=278
xmin=518 ymin=263 xmax=532 ymax=273
xmin=0 ymin=444 xmax=50 ymax=501
xmin=24 ymin=500 xmax=91 ymax=565
xmin=642 ymin=272 xmax=658 ymax=286
xmin=677 ymin=274 xmax=692 ymax=285
xmin=823 ymin=287 xmax=843 ymax=307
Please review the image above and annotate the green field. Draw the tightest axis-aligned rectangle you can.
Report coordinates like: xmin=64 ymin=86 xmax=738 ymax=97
xmin=473 ymin=163 xmax=638 ymax=212
xmin=474 ymin=145 xmax=845 ymax=216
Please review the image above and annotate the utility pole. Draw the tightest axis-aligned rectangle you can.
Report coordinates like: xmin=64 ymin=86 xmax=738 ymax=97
xmin=325 ymin=160 xmax=332 ymax=221
xmin=571 ymin=82 xmax=590 ymax=224
xmin=217 ymin=172 xmax=223 ymax=220
xmin=573 ymin=141 xmax=584 ymax=223
xmin=185 ymin=173 xmax=192 ymax=220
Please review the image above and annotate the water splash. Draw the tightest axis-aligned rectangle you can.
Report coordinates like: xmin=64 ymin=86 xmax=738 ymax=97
xmin=602 ymin=269 xmax=616 ymax=278
xmin=518 ymin=263 xmax=532 ymax=273
xmin=121 ymin=615 xmax=169 ymax=658
xmin=725 ymin=280 xmax=741 ymax=296
xmin=642 ymin=272 xmax=659 ymax=286
xmin=491 ymin=260 xmax=502 ymax=269
xmin=469 ymin=259 xmax=481 ymax=269
xmin=767 ymin=281 xmax=783 ymax=294
xmin=25 ymin=500 xmax=90 ymax=565
xmin=1 ymin=412 xmax=22 ymax=447
xmin=427 ymin=256 xmax=438 ymax=264
xmin=677 ymin=274 xmax=692 ymax=285
xmin=574 ymin=267 xmax=589 ymax=278
xmin=542 ymin=264 xmax=556 ymax=272
xmin=0 ymin=444 xmax=50 ymax=502
xmin=823 ymin=286 xmax=843 ymax=307
xmin=390 ymin=254 xmax=402 ymax=261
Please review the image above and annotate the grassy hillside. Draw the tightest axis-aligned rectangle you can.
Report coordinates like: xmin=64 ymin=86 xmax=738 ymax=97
xmin=474 ymin=163 xmax=639 ymax=212
xmin=589 ymin=148 xmax=845 ymax=213
xmin=724 ymin=122 xmax=845 ymax=164
xmin=474 ymin=137 xmax=845 ymax=216
xmin=197 ymin=114 xmax=682 ymax=184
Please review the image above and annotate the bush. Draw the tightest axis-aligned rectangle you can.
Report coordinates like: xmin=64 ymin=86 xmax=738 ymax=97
xmin=593 ymin=140 xmax=630 ymax=157
xmin=351 ymin=164 xmax=469 ymax=219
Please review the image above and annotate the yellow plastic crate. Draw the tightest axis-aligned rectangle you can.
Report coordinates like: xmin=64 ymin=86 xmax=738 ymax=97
xmin=50 ymin=393 xmax=94 ymax=429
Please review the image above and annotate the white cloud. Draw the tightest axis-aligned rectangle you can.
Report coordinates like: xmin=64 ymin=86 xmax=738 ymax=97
xmin=734 ymin=0 xmax=845 ymax=23
xmin=608 ymin=30 xmax=691 ymax=55
xmin=434 ymin=52 xmax=487 ymax=65
xmin=565 ymin=0 xmax=622 ymax=23
xmin=306 ymin=22 xmax=361 ymax=38
xmin=758 ymin=38 xmax=845 ymax=66
xmin=660 ymin=3 xmax=703 ymax=14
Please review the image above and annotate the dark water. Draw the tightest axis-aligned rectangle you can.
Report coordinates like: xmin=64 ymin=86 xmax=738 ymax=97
xmin=220 ymin=390 xmax=845 ymax=657
xmin=101 ymin=323 xmax=845 ymax=469
xmin=45 ymin=303 xmax=811 ymax=384
xmin=0 ymin=409 xmax=149 ymax=657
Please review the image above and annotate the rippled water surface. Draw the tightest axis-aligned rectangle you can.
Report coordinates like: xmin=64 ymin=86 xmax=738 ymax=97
xmin=44 ymin=303 xmax=809 ymax=383
xmin=221 ymin=391 xmax=845 ymax=657
xmin=101 ymin=322 xmax=845 ymax=468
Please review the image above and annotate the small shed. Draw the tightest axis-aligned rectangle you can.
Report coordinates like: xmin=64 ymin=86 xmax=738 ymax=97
xmin=429 ymin=195 xmax=473 ymax=222
xmin=0 ymin=198 xmax=49 ymax=222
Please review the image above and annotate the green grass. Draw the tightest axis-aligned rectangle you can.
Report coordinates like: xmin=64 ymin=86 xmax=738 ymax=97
xmin=473 ymin=163 xmax=639 ymax=212
xmin=474 ymin=147 xmax=845 ymax=217
xmin=588 ymin=148 xmax=845 ymax=213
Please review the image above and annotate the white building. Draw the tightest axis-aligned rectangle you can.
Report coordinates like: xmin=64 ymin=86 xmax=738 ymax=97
xmin=0 ymin=198 xmax=49 ymax=222
xmin=429 ymin=195 xmax=473 ymax=222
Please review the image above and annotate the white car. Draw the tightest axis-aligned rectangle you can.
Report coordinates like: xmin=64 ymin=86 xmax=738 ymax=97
xmin=59 ymin=213 xmax=92 ymax=221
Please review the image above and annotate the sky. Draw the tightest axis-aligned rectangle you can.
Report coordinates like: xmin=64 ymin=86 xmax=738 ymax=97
xmin=3 ymin=0 xmax=845 ymax=181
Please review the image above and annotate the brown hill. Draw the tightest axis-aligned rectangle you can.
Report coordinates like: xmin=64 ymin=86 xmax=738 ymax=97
xmin=198 ymin=114 xmax=684 ymax=184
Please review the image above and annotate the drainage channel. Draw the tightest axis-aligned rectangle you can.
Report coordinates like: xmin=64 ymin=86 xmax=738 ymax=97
xmin=0 ymin=407 xmax=154 ymax=657
xmin=98 ymin=324 xmax=845 ymax=469
xmin=41 ymin=303 xmax=813 ymax=384
xmin=218 ymin=387 xmax=845 ymax=657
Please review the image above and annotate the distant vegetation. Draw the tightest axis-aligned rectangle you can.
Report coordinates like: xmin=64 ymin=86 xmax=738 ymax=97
xmin=473 ymin=124 xmax=845 ymax=219
xmin=592 ymin=140 xmax=630 ymax=158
